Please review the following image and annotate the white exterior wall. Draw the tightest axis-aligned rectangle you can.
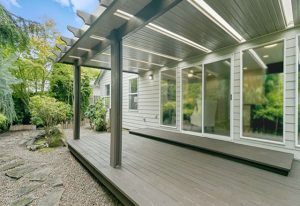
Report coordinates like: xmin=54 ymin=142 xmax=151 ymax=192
xmin=97 ymin=27 xmax=300 ymax=159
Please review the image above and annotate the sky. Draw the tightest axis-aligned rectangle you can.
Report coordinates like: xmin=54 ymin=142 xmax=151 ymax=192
xmin=0 ymin=0 xmax=99 ymax=37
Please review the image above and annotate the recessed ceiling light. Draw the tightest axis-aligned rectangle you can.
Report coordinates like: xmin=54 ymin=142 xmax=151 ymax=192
xmin=279 ymin=0 xmax=294 ymax=28
xmin=190 ymin=70 xmax=194 ymax=73
xmin=114 ymin=9 xmax=133 ymax=20
xmin=264 ymin=44 xmax=278 ymax=49
xmin=263 ymin=55 xmax=269 ymax=58
xmin=123 ymin=57 xmax=164 ymax=67
xmin=248 ymin=49 xmax=267 ymax=69
xmin=78 ymin=47 xmax=91 ymax=52
xmin=69 ymin=55 xmax=81 ymax=59
xmin=90 ymin=35 xmax=106 ymax=41
xmin=124 ymin=44 xmax=183 ymax=61
xmin=91 ymin=59 xmax=109 ymax=64
xmin=188 ymin=73 xmax=194 ymax=78
xmin=187 ymin=0 xmax=246 ymax=43
xmin=146 ymin=23 xmax=212 ymax=53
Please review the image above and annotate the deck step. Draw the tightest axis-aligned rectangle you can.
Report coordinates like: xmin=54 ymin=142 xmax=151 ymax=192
xmin=129 ymin=128 xmax=294 ymax=176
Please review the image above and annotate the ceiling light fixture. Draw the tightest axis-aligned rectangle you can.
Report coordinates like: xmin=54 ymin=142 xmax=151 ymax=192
xmin=124 ymin=44 xmax=183 ymax=61
xmin=91 ymin=59 xmax=109 ymax=64
xmin=187 ymin=0 xmax=246 ymax=43
xmin=279 ymin=0 xmax=294 ymax=28
xmin=248 ymin=49 xmax=267 ymax=69
xmin=146 ymin=23 xmax=212 ymax=53
xmin=78 ymin=47 xmax=91 ymax=52
xmin=124 ymin=56 xmax=164 ymax=67
xmin=114 ymin=9 xmax=133 ymax=20
xmin=263 ymin=55 xmax=269 ymax=58
xmin=264 ymin=43 xmax=278 ymax=49
xmin=90 ymin=35 xmax=106 ymax=41
xmin=69 ymin=55 xmax=81 ymax=59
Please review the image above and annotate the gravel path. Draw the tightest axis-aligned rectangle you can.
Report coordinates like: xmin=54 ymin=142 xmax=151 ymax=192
xmin=0 ymin=129 xmax=121 ymax=206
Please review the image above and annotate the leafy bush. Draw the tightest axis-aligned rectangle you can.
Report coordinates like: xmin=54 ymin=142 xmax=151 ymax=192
xmin=0 ymin=113 xmax=8 ymax=133
xmin=29 ymin=95 xmax=72 ymax=135
xmin=162 ymin=101 xmax=176 ymax=125
xmin=85 ymin=98 xmax=107 ymax=131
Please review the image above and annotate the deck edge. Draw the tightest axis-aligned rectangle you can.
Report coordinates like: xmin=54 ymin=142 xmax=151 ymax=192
xmin=129 ymin=129 xmax=291 ymax=176
xmin=68 ymin=143 xmax=137 ymax=206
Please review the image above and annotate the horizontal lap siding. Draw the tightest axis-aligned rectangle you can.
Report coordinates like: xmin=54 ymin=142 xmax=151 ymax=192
xmin=98 ymin=70 xmax=160 ymax=130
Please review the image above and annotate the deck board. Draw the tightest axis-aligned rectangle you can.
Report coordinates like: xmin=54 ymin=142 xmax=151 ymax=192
xmin=67 ymin=131 xmax=300 ymax=206
xmin=129 ymin=128 xmax=294 ymax=175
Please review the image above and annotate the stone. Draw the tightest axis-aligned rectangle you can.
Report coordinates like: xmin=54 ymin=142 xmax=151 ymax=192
xmin=5 ymin=165 xmax=38 ymax=180
xmin=37 ymin=188 xmax=64 ymax=206
xmin=17 ymin=183 xmax=41 ymax=197
xmin=52 ymin=177 xmax=63 ymax=187
xmin=0 ymin=156 xmax=16 ymax=164
xmin=10 ymin=196 xmax=34 ymax=206
xmin=29 ymin=167 xmax=51 ymax=182
xmin=0 ymin=160 xmax=25 ymax=172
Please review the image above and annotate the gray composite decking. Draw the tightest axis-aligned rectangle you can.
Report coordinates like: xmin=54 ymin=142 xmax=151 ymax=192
xmin=68 ymin=131 xmax=300 ymax=206
xmin=129 ymin=128 xmax=294 ymax=175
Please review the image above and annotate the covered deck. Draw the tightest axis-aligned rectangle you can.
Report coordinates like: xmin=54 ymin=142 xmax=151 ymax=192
xmin=68 ymin=130 xmax=300 ymax=206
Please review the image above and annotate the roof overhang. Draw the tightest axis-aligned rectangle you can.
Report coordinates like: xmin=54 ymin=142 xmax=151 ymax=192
xmin=55 ymin=0 xmax=298 ymax=74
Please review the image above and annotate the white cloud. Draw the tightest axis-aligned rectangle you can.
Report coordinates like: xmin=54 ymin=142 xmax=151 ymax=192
xmin=0 ymin=0 xmax=21 ymax=8
xmin=54 ymin=0 xmax=70 ymax=7
xmin=70 ymin=0 xmax=97 ymax=12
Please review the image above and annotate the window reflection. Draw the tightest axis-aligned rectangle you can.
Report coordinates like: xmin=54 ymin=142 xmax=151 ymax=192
xmin=161 ymin=70 xmax=176 ymax=126
xmin=242 ymin=41 xmax=284 ymax=142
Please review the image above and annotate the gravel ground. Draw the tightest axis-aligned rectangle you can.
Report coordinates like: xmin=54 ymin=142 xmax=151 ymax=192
xmin=0 ymin=129 xmax=121 ymax=206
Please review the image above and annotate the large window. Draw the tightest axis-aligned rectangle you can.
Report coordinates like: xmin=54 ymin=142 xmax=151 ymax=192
xmin=242 ymin=41 xmax=284 ymax=142
xmin=104 ymin=84 xmax=110 ymax=108
xmin=161 ymin=69 xmax=176 ymax=126
xmin=129 ymin=78 xmax=138 ymax=110
xmin=182 ymin=66 xmax=202 ymax=133
xmin=204 ymin=59 xmax=231 ymax=136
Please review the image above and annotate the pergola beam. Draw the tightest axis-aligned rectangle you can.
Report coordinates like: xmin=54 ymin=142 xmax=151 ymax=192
xmin=79 ymin=0 xmax=183 ymax=67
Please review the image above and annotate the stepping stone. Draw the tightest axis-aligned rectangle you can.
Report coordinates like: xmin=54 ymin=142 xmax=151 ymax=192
xmin=10 ymin=196 xmax=34 ymax=206
xmin=17 ymin=183 xmax=41 ymax=197
xmin=0 ymin=160 xmax=25 ymax=172
xmin=0 ymin=156 xmax=16 ymax=164
xmin=29 ymin=168 xmax=51 ymax=182
xmin=52 ymin=177 xmax=63 ymax=187
xmin=5 ymin=165 xmax=38 ymax=180
xmin=37 ymin=188 xmax=64 ymax=206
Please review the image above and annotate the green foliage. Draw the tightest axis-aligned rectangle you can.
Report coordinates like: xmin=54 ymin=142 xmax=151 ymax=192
xmin=162 ymin=101 xmax=176 ymax=125
xmin=0 ymin=5 xmax=28 ymax=50
xmin=49 ymin=63 xmax=93 ymax=115
xmin=0 ymin=50 xmax=20 ymax=123
xmin=85 ymin=98 xmax=107 ymax=131
xmin=29 ymin=95 xmax=72 ymax=135
xmin=253 ymin=73 xmax=283 ymax=134
xmin=0 ymin=113 xmax=8 ymax=133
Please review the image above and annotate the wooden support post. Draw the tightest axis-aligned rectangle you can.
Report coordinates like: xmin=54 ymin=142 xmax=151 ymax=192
xmin=110 ymin=30 xmax=122 ymax=168
xmin=73 ymin=60 xmax=81 ymax=140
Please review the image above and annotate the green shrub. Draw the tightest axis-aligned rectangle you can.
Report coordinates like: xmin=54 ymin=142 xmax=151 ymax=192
xmin=85 ymin=98 xmax=107 ymax=131
xmin=0 ymin=113 xmax=8 ymax=133
xmin=29 ymin=95 xmax=72 ymax=135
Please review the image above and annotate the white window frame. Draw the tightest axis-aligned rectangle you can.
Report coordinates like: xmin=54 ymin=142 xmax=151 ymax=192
xmin=103 ymin=84 xmax=111 ymax=108
xmin=159 ymin=68 xmax=177 ymax=129
xmin=240 ymin=39 xmax=286 ymax=145
xmin=179 ymin=55 xmax=233 ymax=141
xmin=129 ymin=77 xmax=138 ymax=111
xmin=296 ymin=34 xmax=300 ymax=147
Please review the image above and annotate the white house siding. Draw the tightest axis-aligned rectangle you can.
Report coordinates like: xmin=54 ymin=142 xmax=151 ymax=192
xmin=97 ymin=27 xmax=300 ymax=159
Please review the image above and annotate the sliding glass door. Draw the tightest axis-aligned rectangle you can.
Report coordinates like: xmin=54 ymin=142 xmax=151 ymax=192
xmin=181 ymin=59 xmax=231 ymax=137
xmin=242 ymin=41 xmax=284 ymax=142
xmin=204 ymin=59 xmax=231 ymax=136
xmin=181 ymin=66 xmax=202 ymax=133
xmin=161 ymin=69 xmax=177 ymax=127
